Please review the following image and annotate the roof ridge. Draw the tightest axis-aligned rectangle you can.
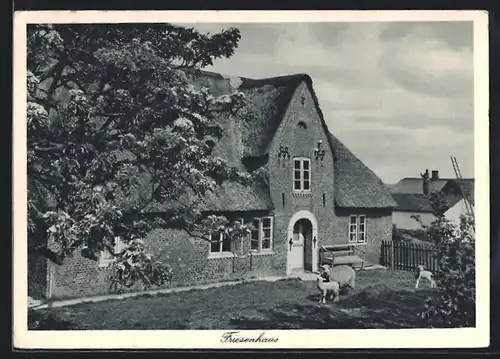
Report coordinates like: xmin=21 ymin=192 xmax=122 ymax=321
xmin=197 ymin=69 xmax=310 ymax=88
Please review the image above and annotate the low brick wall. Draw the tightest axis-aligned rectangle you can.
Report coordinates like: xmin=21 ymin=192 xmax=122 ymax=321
xmin=46 ymin=228 xmax=285 ymax=300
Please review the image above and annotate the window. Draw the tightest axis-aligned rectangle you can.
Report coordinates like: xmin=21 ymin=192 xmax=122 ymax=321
xmin=358 ymin=216 xmax=366 ymax=242
xmin=349 ymin=215 xmax=367 ymax=243
xmin=251 ymin=218 xmax=260 ymax=251
xmin=293 ymin=157 xmax=311 ymax=192
xmin=262 ymin=217 xmax=272 ymax=250
xmin=250 ymin=216 xmax=274 ymax=252
xmin=235 ymin=218 xmax=244 ymax=253
xmin=209 ymin=230 xmax=231 ymax=254
xmin=98 ymin=237 xmax=127 ymax=268
xmin=297 ymin=121 xmax=308 ymax=129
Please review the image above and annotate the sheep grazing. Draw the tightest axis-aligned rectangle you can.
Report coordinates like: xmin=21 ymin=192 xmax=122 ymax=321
xmin=320 ymin=264 xmax=356 ymax=294
xmin=415 ymin=265 xmax=436 ymax=289
xmin=316 ymin=275 xmax=340 ymax=304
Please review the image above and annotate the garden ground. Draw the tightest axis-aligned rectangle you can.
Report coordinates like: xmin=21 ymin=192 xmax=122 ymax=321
xmin=29 ymin=269 xmax=441 ymax=330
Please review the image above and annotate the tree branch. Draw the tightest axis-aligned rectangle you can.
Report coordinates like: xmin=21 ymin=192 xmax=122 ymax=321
xmin=33 ymin=144 xmax=65 ymax=152
xmin=29 ymin=171 xmax=63 ymax=186
xmin=183 ymin=227 xmax=211 ymax=242
xmin=137 ymin=178 xmax=162 ymax=213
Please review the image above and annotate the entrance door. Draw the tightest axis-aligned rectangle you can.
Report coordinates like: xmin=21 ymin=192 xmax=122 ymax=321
xmin=290 ymin=219 xmax=313 ymax=271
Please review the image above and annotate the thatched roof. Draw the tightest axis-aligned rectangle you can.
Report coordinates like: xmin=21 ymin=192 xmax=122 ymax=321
xmin=30 ymin=69 xmax=398 ymax=213
xmin=329 ymin=133 xmax=398 ymax=209
xmin=391 ymin=193 xmax=434 ymax=212
xmin=192 ymin=71 xmax=394 ymax=210
xmin=147 ymin=71 xmax=308 ymax=212
xmin=189 ymin=71 xmax=309 ymax=158
xmin=178 ymin=71 xmax=396 ymax=210
xmin=122 ymin=70 xmax=398 ymax=212
xmin=145 ymin=70 xmax=297 ymax=213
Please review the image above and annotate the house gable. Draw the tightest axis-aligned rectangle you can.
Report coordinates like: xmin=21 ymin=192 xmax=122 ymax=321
xmin=267 ymin=80 xmax=336 ymax=211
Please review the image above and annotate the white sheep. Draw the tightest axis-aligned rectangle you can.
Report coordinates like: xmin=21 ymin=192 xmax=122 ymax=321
xmin=320 ymin=264 xmax=356 ymax=294
xmin=316 ymin=275 xmax=340 ymax=304
xmin=415 ymin=265 xmax=436 ymax=289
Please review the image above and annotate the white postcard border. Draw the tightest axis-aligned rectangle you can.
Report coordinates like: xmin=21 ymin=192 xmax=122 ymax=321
xmin=12 ymin=10 xmax=490 ymax=349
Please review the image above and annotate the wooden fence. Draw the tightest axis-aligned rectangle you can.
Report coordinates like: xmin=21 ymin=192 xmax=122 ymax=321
xmin=381 ymin=240 xmax=438 ymax=272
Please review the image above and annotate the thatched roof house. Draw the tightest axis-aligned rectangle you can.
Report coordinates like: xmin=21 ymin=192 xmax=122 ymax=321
xmin=29 ymin=69 xmax=398 ymax=300
xmin=148 ymin=70 xmax=396 ymax=213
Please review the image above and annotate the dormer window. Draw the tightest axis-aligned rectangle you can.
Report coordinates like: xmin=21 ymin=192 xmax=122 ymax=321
xmin=297 ymin=121 xmax=308 ymax=130
xmin=293 ymin=157 xmax=311 ymax=192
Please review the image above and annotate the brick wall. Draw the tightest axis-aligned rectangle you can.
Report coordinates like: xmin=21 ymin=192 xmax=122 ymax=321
xmin=330 ymin=207 xmax=394 ymax=265
xmin=47 ymin=224 xmax=283 ymax=300
xmin=268 ymin=82 xmax=337 ymax=270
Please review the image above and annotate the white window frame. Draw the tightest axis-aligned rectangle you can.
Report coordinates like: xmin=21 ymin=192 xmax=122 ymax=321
xmin=209 ymin=230 xmax=232 ymax=255
xmin=348 ymin=215 xmax=367 ymax=243
xmin=250 ymin=218 xmax=261 ymax=252
xmin=236 ymin=218 xmax=244 ymax=254
xmin=207 ymin=218 xmax=249 ymax=258
xmin=358 ymin=215 xmax=366 ymax=243
xmin=293 ymin=157 xmax=311 ymax=192
xmin=261 ymin=216 xmax=273 ymax=251
xmin=98 ymin=237 xmax=127 ymax=268
xmin=250 ymin=216 xmax=274 ymax=252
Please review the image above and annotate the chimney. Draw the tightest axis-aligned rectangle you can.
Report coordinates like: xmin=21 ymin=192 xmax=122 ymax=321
xmin=431 ymin=170 xmax=439 ymax=181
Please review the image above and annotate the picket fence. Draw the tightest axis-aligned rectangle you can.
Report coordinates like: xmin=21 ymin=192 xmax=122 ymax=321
xmin=380 ymin=240 xmax=438 ymax=272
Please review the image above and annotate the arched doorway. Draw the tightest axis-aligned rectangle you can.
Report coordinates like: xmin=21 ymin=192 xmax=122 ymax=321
xmin=287 ymin=210 xmax=318 ymax=275
xmin=290 ymin=218 xmax=313 ymax=271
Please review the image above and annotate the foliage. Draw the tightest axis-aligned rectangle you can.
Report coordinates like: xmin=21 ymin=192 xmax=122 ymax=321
xmin=27 ymin=23 xmax=259 ymax=290
xmin=392 ymin=226 xmax=428 ymax=243
xmin=417 ymin=191 xmax=476 ymax=327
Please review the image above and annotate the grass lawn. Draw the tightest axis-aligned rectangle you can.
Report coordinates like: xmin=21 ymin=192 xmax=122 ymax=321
xmin=30 ymin=269 xmax=443 ymax=330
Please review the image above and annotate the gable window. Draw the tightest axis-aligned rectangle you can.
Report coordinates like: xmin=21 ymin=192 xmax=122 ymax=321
xmin=293 ymin=157 xmax=311 ymax=192
xmin=250 ymin=217 xmax=274 ymax=252
xmin=349 ymin=215 xmax=367 ymax=243
xmin=209 ymin=230 xmax=232 ymax=254
xmin=98 ymin=237 xmax=127 ymax=268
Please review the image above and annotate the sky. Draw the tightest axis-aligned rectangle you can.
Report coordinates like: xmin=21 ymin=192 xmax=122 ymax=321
xmin=180 ymin=21 xmax=474 ymax=184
